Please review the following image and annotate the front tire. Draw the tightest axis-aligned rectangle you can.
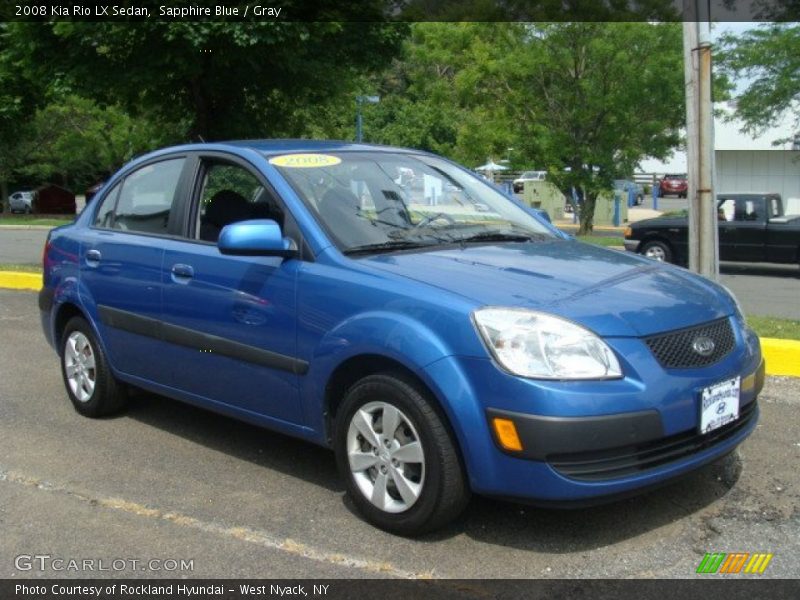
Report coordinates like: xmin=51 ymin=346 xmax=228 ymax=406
xmin=334 ymin=373 xmax=470 ymax=535
xmin=60 ymin=316 xmax=127 ymax=417
xmin=640 ymin=239 xmax=673 ymax=263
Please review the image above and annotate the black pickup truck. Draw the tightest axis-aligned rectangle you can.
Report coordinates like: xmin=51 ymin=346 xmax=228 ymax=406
xmin=624 ymin=192 xmax=800 ymax=267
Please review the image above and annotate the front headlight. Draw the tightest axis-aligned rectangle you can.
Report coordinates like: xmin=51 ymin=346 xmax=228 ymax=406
xmin=472 ymin=308 xmax=622 ymax=380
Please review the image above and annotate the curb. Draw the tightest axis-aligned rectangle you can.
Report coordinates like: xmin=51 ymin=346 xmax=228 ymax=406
xmin=760 ymin=338 xmax=800 ymax=377
xmin=0 ymin=271 xmax=42 ymax=291
xmin=1 ymin=270 xmax=798 ymax=378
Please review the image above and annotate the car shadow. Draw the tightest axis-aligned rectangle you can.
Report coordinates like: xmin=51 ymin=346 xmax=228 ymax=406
xmin=720 ymin=262 xmax=800 ymax=279
xmin=123 ymin=388 xmax=344 ymax=494
xmin=426 ymin=452 xmax=742 ymax=551
xmin=123 ymin=388 xmax=741 ymax=551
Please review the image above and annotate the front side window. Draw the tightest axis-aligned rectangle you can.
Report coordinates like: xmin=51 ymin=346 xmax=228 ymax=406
xmin=196 ymin=162 xmax=283 ymax=242
xmin=93 ymin=183 xmax=120 ymax=228
xmin=268 ymin=151 xmax=554 ymax=254
xmin=112 ymin=158 xmax=185 ymax=235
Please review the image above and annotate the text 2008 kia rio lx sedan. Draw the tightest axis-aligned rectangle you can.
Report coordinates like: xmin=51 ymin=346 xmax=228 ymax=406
xmin=39 ymin=141 xmax=764 ymax=535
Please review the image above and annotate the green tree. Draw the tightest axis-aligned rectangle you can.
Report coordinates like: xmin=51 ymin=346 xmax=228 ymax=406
xmin=478 ymin=23 xmax=686 ymax=234
xmin=359 ymin=23 xmax=686 ymax=234
xmin=7 ymin=11 xmax=406 ymax=140
xmin=0 ymin=23 xmax=43 ymax=209
xmin=16 ymin=96 xmax=186 ymax=190
xmin=718 ymin=24 xmax=800 ymax=137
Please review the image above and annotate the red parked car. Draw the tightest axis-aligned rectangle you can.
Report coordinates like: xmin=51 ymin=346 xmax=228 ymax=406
xmin=659 ymin=174 xmax=688 ymax=198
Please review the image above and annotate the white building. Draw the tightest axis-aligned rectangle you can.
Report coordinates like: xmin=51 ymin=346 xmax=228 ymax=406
xmin=715 ymin=108 xmax=800 ymax=202
xmin=640 ymin=106 xmax=800 ymax=204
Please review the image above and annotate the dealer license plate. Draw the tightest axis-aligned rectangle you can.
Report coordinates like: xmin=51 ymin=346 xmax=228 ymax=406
xmin=699 ymin=376 xmax=740 ymax=434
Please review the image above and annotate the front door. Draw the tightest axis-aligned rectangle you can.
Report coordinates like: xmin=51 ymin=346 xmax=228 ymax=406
xmin=160 ymin=158 xmax=304 ymax=424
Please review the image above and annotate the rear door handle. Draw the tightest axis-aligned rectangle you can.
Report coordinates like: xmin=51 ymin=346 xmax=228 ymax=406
xmin=85 ymin=249 xmax=102 ymax=266
xmin=171 ymin=263 xmax=194 ymax=282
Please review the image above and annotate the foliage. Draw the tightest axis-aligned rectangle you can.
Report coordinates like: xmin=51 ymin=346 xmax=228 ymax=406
xmin=746 ymin=315 xmax=800 ymax=341
xmin=718 ymin=24 xmax=800 ymax=138
xmin=356 ymin=23 xmax=685 ymax=234
xmin=6 ymin=12 xmax=406 ymax=140
xmin=15 ymin=96 xmax=186 ymax=190
xmin=574 ymin=235 xmax=626 ymax=248
xmin=1 ymin=18 xmax=690 ymax=234
xmin=0 ymin=22 xmax=45 ymax=207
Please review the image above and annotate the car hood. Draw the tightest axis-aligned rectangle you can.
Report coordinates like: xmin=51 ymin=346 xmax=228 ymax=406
xmin=361 ymin=240 xmax=732 ymax=337
xmin=632 ymin=216 xmax=687 ymax=229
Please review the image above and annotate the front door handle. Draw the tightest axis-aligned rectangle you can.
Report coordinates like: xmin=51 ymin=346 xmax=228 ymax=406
xmin=171 ymin=263 xmax=194 ymax=282
xmin=85 ymin=249 xmax=102 ymax=266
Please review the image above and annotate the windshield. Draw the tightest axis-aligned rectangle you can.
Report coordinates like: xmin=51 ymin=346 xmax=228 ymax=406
xmin=268 ymin=151 xmax=555 ymax=254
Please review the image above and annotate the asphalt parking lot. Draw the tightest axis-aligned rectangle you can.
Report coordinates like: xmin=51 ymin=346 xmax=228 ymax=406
xmin=1 ymin=289 xmax=798 ymax=579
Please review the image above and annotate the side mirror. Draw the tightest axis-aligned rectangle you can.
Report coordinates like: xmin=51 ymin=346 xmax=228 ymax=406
xmin=218 ymin=219 xmax=298 ymax=258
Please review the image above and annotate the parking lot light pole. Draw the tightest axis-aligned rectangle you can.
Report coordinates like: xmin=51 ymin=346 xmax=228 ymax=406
xmin=355 ymin=95 xmax=380 ymax=143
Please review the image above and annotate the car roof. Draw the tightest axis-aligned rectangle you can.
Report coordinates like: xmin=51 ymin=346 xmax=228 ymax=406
xmin=204 ymin=139 xmax=417 ymax=156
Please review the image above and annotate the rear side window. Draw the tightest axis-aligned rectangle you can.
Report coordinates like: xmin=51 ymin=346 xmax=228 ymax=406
xmin=112 ymin=159 xmax=185 ymax=235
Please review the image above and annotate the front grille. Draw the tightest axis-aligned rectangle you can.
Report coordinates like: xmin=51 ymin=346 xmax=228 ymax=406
xmin=645 ymin=318 xmax=735 ymax=369
xmin=549 ymin=400 xmax=757 ymax=482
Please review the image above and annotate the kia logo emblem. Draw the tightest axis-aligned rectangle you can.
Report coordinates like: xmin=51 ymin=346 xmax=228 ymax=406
xmin=692 ymin=336 xmax=716 ymax=357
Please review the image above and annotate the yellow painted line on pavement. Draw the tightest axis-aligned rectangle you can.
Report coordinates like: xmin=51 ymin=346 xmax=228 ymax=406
xmin=0 ymin=271 xmax=41 ymax=291
xmin=1 ymin=270 xmax=798 ymax=377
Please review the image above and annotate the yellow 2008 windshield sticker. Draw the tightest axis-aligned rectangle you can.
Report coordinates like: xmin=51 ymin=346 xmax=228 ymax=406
xmin=269 ymin=154 xmax=341 ymax=168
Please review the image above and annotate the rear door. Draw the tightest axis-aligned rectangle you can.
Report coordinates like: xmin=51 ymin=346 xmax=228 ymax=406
xmin=80 ymin=155 xmax=190 ymax=383
xmin=159 ymin=154 xmax=305 ymax=424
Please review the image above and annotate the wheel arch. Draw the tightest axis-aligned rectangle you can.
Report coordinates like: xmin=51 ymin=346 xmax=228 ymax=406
xmin=53 ymin=301 xmax=88 ymax=354
xmin=323 ymin=354 xmax=460 ymax=451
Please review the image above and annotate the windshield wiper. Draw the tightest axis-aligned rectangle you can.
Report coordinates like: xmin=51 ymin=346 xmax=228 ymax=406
xmin=343 ymin=240 xmax=438 ymax=256
xmin=455 ymin=230 xmax=546 ymax=244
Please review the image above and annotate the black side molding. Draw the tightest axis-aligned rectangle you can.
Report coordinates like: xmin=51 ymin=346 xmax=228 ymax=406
xmin=97 ymin=305 xmax=309 ymax=375
xmin=486 ymin=407 xmax=664 ymax=461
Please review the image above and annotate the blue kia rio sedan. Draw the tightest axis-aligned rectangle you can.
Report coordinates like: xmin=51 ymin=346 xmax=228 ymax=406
xmin=39 ymin=141 xmax=764 ymax=534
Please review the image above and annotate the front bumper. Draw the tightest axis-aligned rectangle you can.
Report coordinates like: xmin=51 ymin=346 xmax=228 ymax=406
xmin=423 ymin=323 xmax=763 ymax=502
xmin=623 ymin=239 xmax=639 ymax=253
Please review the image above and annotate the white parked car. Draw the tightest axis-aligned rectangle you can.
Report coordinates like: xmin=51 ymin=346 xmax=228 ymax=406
xmin=513 ymin=171 xmax=547 ymax=193
xmin=8 ymin=190 xmax=35 ymax=214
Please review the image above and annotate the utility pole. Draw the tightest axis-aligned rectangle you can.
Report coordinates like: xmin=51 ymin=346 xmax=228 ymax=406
xmin=683 ymin=2 xmax=719 ymax=279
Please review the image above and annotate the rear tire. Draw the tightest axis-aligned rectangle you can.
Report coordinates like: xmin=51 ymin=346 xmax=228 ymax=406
xmin=60 ymin=316 xmax=127 ymax=417
xmin=640 ymin=239 xmax=673 ymax=263
xmin=334 ymin=373 xmax=470 ymax=535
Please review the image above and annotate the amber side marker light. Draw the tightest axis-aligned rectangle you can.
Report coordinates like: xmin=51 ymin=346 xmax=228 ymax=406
xmin=623 ymin=227 xmax=632 ymax=238
xmin=492 ymin=417 xmax=523 ymax=452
